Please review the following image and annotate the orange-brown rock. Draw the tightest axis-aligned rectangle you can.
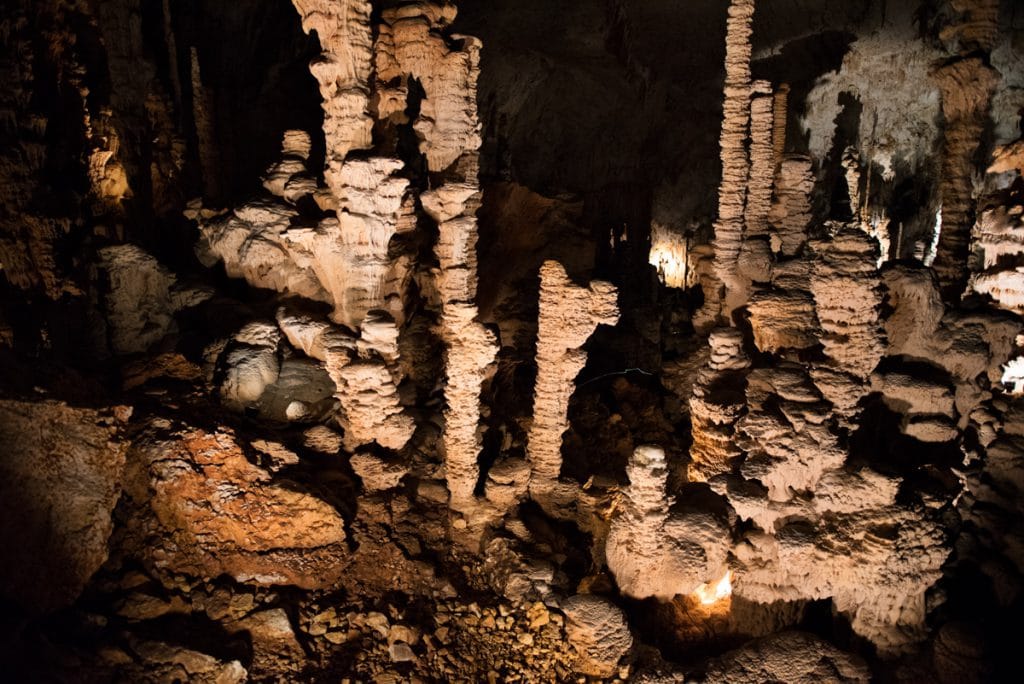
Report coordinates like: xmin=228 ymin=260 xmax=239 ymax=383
xmin=121 ymin=421 xmax=348 ymax=589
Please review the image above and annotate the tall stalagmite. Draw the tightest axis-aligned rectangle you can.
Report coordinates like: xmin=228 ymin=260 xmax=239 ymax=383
xmin=698 ymin=0 xmax=755 ymax=330
xmin=527 ymin=261 xmax=618 ymax=499
xmin=375 ymin=2 xmax=497 ymax=516
xmin=931 ymin=0 xmax=1000 ymax=298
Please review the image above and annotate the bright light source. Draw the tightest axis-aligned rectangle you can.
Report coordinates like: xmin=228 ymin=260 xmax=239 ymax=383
xmin=693 ymin=570 xmax=733 ymax=605
xmin=648 ymin=242 xmax=687 ymax=289
xmin=1002 ymin=357 xmax=1024 ymax=395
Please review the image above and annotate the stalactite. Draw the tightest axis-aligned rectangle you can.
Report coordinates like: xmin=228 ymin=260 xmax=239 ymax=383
xmin=376 ymin=3 xmax=482 ymax=173
xmin=527 ymin=261 xmax=619 ymax=499
xmin=290 ymin=0 xmax=374 ymax=197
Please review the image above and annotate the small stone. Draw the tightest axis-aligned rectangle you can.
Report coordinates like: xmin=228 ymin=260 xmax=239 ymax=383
xmin=366 ymin=612 xmax=390 ymax=637
xmin=324 ymin=631 xmax=348 ymax=644
xmin=388 ymin=641 xmax=415 ymax=662
xmin=518 ymin=633 xmax=534 ymax=646
xmin=388 ymin=624 xmax=420 ymax=645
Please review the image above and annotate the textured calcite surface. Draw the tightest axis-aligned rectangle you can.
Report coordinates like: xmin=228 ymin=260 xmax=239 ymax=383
xmin=527 ymin=261 xmax=619 ymax=500
xmin=4 ymin=0 xmax=1024 ymax=680
xmin=607 ymin=445 xmax=729 ymax=600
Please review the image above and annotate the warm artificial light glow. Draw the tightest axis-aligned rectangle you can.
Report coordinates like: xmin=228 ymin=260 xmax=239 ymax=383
xmin=694 ymin=570 xmax=733 ymax=605
xmin=648 ymin=242 xmax=688 ymax=289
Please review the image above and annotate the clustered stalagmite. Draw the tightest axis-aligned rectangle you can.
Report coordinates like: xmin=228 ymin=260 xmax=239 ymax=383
xmin=1 ymin=0 xmax=1024 ymax=681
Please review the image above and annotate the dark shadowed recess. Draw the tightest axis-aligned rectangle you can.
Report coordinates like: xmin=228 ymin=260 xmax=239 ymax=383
xmin=176 ymin=0 xmax=325 ymax=205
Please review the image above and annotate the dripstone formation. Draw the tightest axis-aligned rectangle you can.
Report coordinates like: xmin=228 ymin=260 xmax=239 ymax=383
xmin=2 ymin=0 xmax=1024 ymax=681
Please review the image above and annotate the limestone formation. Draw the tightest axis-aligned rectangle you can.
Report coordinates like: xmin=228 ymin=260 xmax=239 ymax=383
xmin=802 ymin=19 xmax=943 ymax=181
xmin=932 ymin=58 xmax=1000 ymax=296
xmin=771 ymin=84 xmax=789 ymax=167
xmin=376 ymin=3 xmax=482 ymax=172
xmin=969 ymin=195 xmax=1024 ymax=312
xmin=562 ymin=594 xmax=633 ymax=678
xmin=705 ymin=0 xmax=755 ymax=326
xmin=810 ymin=228 xmax=885 ymax=380
xmin=0 ymin=400 xmax=129 ymax=613
xmin=276 ymin=306 xmax=415 ymax=450
xmin=97 ymin=244 xmax=210 ymax=355
xmin=702 ymin=631 xmax=870 ymax=684
xmin=5 ymin=1 xmax=1024 ymax=680
xmin=527 ymin=261 xmax=619 ymax=497
xmin=606 ymin=446 xmax=730 ymax=600
xmin=198 ymin=148 xmax=414 ymax=330
xmin=768 ymin=156 xmax=814 ymax=257
xmin=291 ymin=0 xmax=374 ymax=194
xmin=350 ymin=451 xmax=409 ymax=492
xmin=744 ymin=81 xmax=775 ymax=240
xmin=747 ymin=289 xmax=818 ymax=353
xmin=688 ymin=328 xmax=750 ymax=481
xmin=121 ymin=422 xmax=349 ymax=589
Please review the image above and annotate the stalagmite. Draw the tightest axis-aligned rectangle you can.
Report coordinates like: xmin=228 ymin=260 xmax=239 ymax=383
xmin=562 ymin=595 xmax=634 ymax=679
xmin=527 ymin=261 xmax=618 ymax=498
xmin=744 ymin=81 xmax=775 ymax=239
xmin=606 ymin=445 xmax=730 ymax=600
xmin=932 ymin=56 xmax=999 ymax=296
xmin=371 ymin=2 xmax=497 ymax=515
xmin=7 ymin=0 xmax=1024 ymax=678
xmin=688 ymin=328 xmax=750 ymax=481
xmin=810 ymin=228 xmax=885 ymax=381
xmin=702 ymin=0 xmax=755 ymax=327
xmin=771 ymin=84 xmax=789 ymax=167
xmin=768 ymin=156 xmax=814 ymax=257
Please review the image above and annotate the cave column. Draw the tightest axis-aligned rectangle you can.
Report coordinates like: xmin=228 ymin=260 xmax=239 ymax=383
xmin=931 ymin=0 xmax=1000 ymax=299
xmin=374 ymin=3 xmax=499 ymax=519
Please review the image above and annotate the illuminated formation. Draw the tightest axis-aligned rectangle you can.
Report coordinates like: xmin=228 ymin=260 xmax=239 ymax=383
xmin=2 ymin=0 xmax=1024 ymax=680
xmin=526 ymin=261 xmax=619 ymax=504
